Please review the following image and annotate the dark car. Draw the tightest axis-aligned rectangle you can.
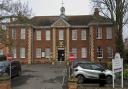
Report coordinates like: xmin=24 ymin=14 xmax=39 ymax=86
xmin=0 ymin=60 xmax=22 ymax=77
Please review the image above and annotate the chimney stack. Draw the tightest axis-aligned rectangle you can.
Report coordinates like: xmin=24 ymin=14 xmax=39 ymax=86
xmin=94 ymin=8 xmax=99 ymax=16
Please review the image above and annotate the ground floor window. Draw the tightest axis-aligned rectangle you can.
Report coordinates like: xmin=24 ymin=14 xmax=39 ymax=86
xmin=12 ymin=48 xmax=16 ymax=58
xmin=81 ymin=48 xmax=87 ymax=58
xmin=96 ymin=47 xmax=103 ymax=58
xmin=107 ymin=47 xmax=113 ymax=58
xmin=36 ymin=48 xmax=42 ymax=58
xmin=72 ymin=48 xmax=77 ymax=58
xmin=0 ymin=49 xmax=3 ymax=55
xmin=20 ymin=48 xmax=25 ymax=58
xmin=45 ymin=48 xmax=51 ymax=58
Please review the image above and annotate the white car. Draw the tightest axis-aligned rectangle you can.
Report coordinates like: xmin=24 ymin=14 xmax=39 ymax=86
xmin=73 ymin=62 xmax=114 ymax=84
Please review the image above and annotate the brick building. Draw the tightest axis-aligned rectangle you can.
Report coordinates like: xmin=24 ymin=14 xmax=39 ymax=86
xmin=7 ymin=7 xmax=116 ymax=64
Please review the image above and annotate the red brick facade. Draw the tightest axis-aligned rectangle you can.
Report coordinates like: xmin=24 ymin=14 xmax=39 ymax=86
xmin=7 ymin=8 xmax=116 ymax=64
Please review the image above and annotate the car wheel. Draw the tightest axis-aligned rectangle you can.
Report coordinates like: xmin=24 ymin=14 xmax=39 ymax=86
xmin=106 ymin=76 xmax=112 ymax=84
xmin=77 ymin=75 xmax=85 ymax=84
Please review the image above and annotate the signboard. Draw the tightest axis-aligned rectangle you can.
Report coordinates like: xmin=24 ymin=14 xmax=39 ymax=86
xmin=112 ymin=58 xmax=122 ymax=73
xmin=69 ymin=54 xmax=75 ymax=61
xmin=112 ymin=53 xmax=123 ymax=88
xmin=41 ymin=51 xmax=45 ymax=57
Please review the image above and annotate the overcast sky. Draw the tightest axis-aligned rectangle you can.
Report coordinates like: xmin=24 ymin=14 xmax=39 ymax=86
xmin=22 ymin=0 xmax=92 ymax=16
xmin=21 ymin=0 xmax=128 ymax=39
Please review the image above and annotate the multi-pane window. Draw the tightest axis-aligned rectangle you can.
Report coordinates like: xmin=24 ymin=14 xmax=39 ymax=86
xmin=59 ymin=30 xmax=64 ymax=40
xmin=81 ymin=48 xmax=87 ymax=58
xmin=20 ymin=28 xmax=26 ymax=39
xmin=20 ymin=48 xmax=25 ymax=58
xmin=12 ymin=48 xmax=16 ymax=58
xmin=107 ymin=47 xmax=113 ymax=58
xmin=45 ymin=48 xmax=51 ymax=58
xmin=36 ymin=31 xmax=41 ymax=40
xmin=97 ymin=47 xmax=103 ymax=58
xmin=72 ymin=48 xmax=77 ymax=58
xmin=36 ymin=48 xmax=42 ymax=58
xmin=0 ymin=49 xmax=3 ymax=55
xmin=106 ymin=27 xmax=112 ymax=39
xmin=96 ymin=27 xmax=102 ymax=39
xmin=81 ymin=30 xmax=86 ymax=40
xmin=72 ymin=30 xmax=77 ymax=40
xmin=46 ymin=30 xmax=50 ymax=40
xmin=12 ymin=28 xmax=16 ymax=39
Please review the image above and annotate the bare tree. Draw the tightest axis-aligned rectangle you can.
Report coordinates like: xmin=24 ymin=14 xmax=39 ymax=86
xmin=91 ymin=0 xmax=128 ymax=57
xmin=0 ymin=0 xmax=32 ymax=54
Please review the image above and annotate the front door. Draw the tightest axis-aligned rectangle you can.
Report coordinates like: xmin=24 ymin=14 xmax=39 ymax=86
xmin=58 ymin=50 xmax=65 ymax=61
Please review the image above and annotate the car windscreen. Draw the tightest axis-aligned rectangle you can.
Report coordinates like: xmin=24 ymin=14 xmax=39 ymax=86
xmin=91 ymin=64 xmax=105 ymax=71
xmin=0 ymin=61 xmax=9 ymax=69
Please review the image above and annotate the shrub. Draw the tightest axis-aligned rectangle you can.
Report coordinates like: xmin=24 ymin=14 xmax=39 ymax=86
xmin=0 ymin=55 xmax=7 ymax=61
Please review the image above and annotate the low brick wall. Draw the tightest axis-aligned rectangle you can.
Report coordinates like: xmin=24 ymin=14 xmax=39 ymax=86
xmin=0 ymin=80 xmax=11 ymax=89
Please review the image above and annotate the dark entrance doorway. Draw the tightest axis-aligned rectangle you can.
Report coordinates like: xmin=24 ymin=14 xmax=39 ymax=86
xmin=58 ymin=49 xmax=65 ymax=61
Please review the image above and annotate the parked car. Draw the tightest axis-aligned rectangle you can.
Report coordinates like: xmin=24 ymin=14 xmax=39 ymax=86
xmin=0 ymin=60 xmax=22 ymax=77
xmin=73 ymin=62 xmax=114 ymax=84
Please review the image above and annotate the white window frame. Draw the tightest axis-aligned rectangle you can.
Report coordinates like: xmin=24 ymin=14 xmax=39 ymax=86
xmin=20 ymin=28 xmax=26 ymax=39
xmin=96 ymin=27 xmax=102 ymax=39
xmin=36 ymin=48 xmax=42 ymax=58
xmin=72 ymin=30 xmax=77 ymax=40
xmin=72 ymin=48 xmax=77 ymax=58
xmin=12 ymin=48 xmax=16 ymax=58
xmin=46 ymin=30 xmax=50 ymax=40
xmin=12 ymin=28 xmax=16 ymax=39
xmin=81 ymin=48 xmax=87 ymax=58
xmin=59 ymin=30 xmax=64 ymax=40
xmin=20 ymin=48 xmax=25 ymax=58
xmin=45 ymin=48 xmax=51 ymax=58
xmin=106 ymin=27 xmax=112 ymax=39
xmin=97 ymin=47 xmax=103 ymax=58
xmin=107 ymin=47 xmax=113 ymax=58
xmin=36 ymin=31 xmax=41 ymax=40
xmin=0 ymin=49 xmax=3 ymax=55
xmin=81 ymin=30 xmax=86 ymax=40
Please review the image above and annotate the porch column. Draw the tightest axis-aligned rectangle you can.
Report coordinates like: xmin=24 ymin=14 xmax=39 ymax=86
xmin=90 ymin=26 xmax=94 ymax=62
xmin=66 ymin=28 xmax=70 ymax=61
xmin=52 ymin=28 xmax=56 ymax=61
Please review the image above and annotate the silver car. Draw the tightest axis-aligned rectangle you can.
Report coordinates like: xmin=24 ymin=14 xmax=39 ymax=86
xmin=73 ymin=62 xmax=113 ymax=84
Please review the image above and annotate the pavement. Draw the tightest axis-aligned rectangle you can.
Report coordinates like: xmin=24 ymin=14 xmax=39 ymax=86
xmin=11 ymin=63 xmax=128 ymax=89
xmin=11 ymin=63 xmax=66 ymax=89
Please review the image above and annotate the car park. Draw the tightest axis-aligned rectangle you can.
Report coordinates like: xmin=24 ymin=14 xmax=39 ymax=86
xmin=73 ymin=62 xmax=114 ymax=84
xmin=0 ymin=60 xmax=22 ymax=77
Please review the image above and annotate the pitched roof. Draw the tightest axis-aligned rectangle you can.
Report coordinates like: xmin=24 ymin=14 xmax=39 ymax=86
xmin=30 ymin=15 xmax=94 ymax=26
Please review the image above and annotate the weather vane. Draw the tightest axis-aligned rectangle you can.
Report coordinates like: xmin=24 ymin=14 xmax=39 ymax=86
xmin=61 ymin=0 xmax=64 ymax=7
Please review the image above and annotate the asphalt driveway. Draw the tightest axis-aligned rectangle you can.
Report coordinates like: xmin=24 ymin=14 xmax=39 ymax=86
xmin=11 ymin=63 xmax=66 ymax=89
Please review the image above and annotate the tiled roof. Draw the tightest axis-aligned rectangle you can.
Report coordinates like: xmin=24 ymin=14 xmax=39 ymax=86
xmin=30 ymin=15 xmax=111 ymax=26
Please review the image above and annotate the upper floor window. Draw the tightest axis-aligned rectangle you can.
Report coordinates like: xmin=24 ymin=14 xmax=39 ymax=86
xmin=36 ymin=48 xmax=42 ymax=58
xmin=97 ymin=47 xmax=103 ymax=58
xmin=20 ymin=28 xmax=26 ymax=39
xmin=96 ymin=27 xmax=102 ymax=39
xmin=72 ymin=30 xmax=77 ymax=40
xmin=36 ymin=31 xmax=41 ymax=40
xmin=72 ymin=48 xmax=77 ymax=58
xmin=12 ymin=28 xmax=16 ymax=39
xmin=46 ymin=30 xmax=50 ymax=40
xmin=81 ymin=48 xmax=87 ymax=58
xmin=81 ymin=30 xmax=86 ymax=40
xmin=45 ymin=48 xmax=51 ymax=58
xmin=106 ymin=27 xmax=112 ymax=39
xmin=59 ymin=30 xmax=64 ymax=40
xmin=107 ymin=47 xmax=113 ymax=58
xmin=20 ymin=48 xmax=25 ymax=58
